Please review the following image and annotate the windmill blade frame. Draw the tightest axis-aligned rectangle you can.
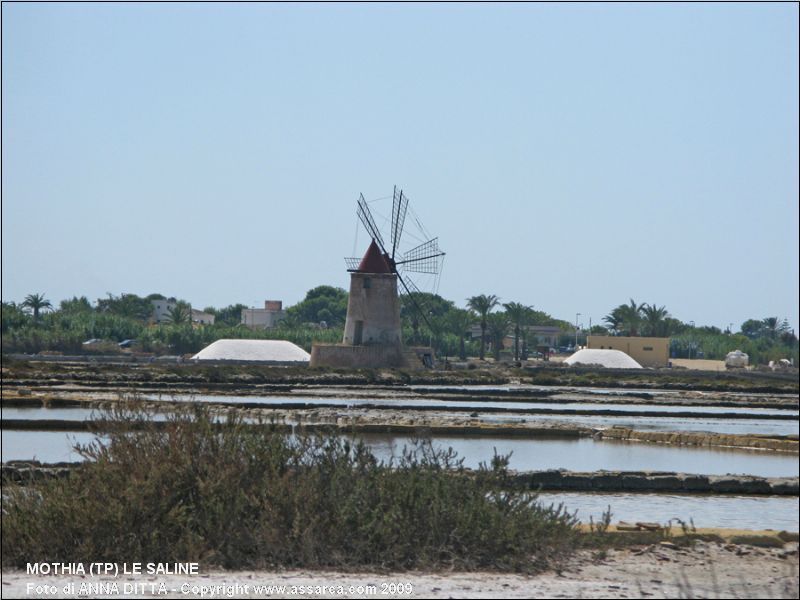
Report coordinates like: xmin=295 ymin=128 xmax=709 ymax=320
xmin=395 ymin=237 xmax=445 ymax=274
xmin=349 ymin=187 xmax=446 ymax=338
xmin=357 ymin=193 xmax=387 ymax=252
xmin=390 ymin=186 xmax=409 ymax=261
xmin=344 ymin=257 xmax=362 ymax=271
xmin=396 ymin=271 xmax=435 ymax=333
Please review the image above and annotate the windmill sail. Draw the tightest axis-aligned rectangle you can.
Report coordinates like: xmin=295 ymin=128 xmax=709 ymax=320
xmin=390 ymin=186 xmax=408 ymax=260
xmin=357 ymin=194 xmax=386 ymax=251
xmin=396 ymin=271 xmax=434 ymax=332
xmin=344 ymin=257 xmax=362 ymax=271
xmin=396 ymin=238 xmax=445 ymax=274
xmin=346 ymin=187 xmax=445 ymax=336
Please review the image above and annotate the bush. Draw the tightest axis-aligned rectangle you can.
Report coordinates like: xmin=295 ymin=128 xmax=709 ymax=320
xmin=2 ymin=405 xmax=578 ymax=572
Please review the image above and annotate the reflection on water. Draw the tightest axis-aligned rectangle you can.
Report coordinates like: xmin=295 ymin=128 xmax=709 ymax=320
xmin=539 ymin=492 xmax=800 ymax=531
xmin=4 ymin=430 xmax=797 ymax=477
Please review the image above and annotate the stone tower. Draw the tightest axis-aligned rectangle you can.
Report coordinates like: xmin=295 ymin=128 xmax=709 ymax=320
xmin=309 ymin=239 xmax=408 ymax=368
xmin=342 ymin=240 xmax=403 ymax=346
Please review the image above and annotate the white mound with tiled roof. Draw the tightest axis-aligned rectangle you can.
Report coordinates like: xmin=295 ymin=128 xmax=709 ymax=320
xmin=564 ymin=348 xmax=643 ymax=369
xmin=192 ymin=339 xmax=310 ymax=363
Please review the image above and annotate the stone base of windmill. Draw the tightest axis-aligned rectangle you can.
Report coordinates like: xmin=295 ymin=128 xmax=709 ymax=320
xmin=309 ymin=343 xmax=434 ymax=369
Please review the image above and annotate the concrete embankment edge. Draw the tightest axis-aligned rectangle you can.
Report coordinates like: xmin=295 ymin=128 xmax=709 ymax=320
xmin=4 ymin=418 xmax=798 ymax=453
xmin=3 ymin=462 xmax=797 ymax=495
xmin=599 ymin=427 xmax=799 ymax=453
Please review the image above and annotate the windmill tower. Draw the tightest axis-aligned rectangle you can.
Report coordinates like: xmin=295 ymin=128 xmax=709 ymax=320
xmin=342 ymin=239 xmax=402 ymax=346
xmin=310 ymin=187 xmax=445 ymax=368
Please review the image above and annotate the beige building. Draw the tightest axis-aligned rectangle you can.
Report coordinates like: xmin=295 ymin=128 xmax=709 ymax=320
xmin=587 ymin=336 xmax=670 ymax=368
xmin=241 ymin=300 xmax=286 ymax=329
xmin=191 ymin=309 xmax=215 ymax=325
xmin=151 ymin=298 xmax=177 ymax=324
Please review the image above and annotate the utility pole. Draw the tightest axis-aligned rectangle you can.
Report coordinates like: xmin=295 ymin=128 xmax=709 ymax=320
xmin=575 ymin=313 xmax=581 ymax=349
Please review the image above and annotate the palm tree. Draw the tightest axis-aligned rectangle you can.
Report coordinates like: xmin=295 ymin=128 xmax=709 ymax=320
xmin=467 ymin=294 xmax=499 ymax=360
xmin=761 ymin=317 xmax=789 ymax=340
xmin=641 ymin=303 xmax=670 ymax=337
xmin=486 ymin=312 xmax=511 ymax=361
xmin=503 ymin=301 xmax=533 ymax=361
xmin=21 ymin=293 xmax=52 ymax=322
xmin=164 ymin=302 xmax=192 ymax=325
xmin=445 ymin=309 xmax=475 ymax=360
xmin=603 ymin=308 xmax=623 ymax=335
xmin=605 ymin=299 xmax=644 ymax=336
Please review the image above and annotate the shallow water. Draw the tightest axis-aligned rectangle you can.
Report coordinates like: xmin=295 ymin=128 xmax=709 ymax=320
xmin=539 ymin=492 xmax=800 ymax=531
xmin=2 ymin=431 xmax=100 ymax=462
xmin=4 ymin=430 xmax=797 ymax=477
xmin=358 ymin=435 xmax=800 ymax=477
xmin=3 ymin=407 xmax=106 ymax=421
xmin=1 ymin=407 xmax=170 ymax=421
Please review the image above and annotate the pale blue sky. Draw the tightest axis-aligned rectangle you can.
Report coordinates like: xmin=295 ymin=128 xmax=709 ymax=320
xmin=2 ymin=3 xmax=798 ymax=331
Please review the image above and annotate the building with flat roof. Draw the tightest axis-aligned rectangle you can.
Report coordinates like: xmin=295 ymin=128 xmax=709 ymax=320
xmin=241 ymin=300 xmax=286 ymax=329
xmin=587 ymin=335 xmax=670 ymax=368
xmin=191 ymin=309 xmax=215 ymax=325
xmin=151 ymin=298 xmax=177 ymax=324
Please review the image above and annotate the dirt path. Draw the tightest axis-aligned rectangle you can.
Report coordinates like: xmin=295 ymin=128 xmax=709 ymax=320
xmin=3 ymin=543 xmax=797 ymax=599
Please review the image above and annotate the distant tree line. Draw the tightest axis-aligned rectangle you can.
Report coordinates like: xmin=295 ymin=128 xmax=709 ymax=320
xmin=600 ymin=299 xmax=797 ymax=364
xmin=2 ymin=291 xmax=797 ymax=365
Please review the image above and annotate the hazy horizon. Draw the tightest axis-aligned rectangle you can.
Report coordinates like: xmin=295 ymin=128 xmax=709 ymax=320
xmin=2 ymin=3 xmax=798 ymax=332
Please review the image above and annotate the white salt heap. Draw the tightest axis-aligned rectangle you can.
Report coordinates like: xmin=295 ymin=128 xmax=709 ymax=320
xmin=192 ymin=339 xmax=310 ymax=363
xmin=564 ymin=348 xmax=643 ymax=369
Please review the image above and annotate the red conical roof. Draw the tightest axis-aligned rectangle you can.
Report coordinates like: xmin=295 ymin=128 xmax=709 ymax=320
xmin=357 ymin=239 xmax=392 ymax=273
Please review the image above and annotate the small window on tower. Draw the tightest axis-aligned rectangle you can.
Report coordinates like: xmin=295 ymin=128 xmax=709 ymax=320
xmin=363 ymin=278 xmax=371 ymax=289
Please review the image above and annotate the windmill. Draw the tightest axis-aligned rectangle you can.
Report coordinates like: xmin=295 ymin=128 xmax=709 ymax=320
xmin=346 ymin=187 xmax=445 ymax=326
xmin=310 ymin=187 xmax=445 ymax=369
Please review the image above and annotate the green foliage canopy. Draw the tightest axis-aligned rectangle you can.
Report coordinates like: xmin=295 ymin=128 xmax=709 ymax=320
xmin=286 ymin=285 xmax=348 ymax=326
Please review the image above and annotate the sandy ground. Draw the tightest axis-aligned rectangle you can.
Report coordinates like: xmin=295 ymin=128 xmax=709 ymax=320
xmin=3 ymin=542 xmax=798 ymax=599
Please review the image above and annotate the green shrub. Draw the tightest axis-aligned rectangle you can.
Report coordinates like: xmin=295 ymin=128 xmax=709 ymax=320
xmin=2 ymin=405 xmax=578 ymax=573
